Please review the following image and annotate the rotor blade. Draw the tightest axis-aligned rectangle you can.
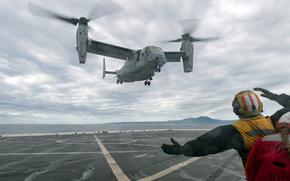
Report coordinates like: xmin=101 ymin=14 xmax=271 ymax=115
xmin=163 ymin=38 xmax=182 ymax=43
xmin=88 ymin=0 xmax=124 ymax=21
xmin=190 ymin=37 xmax=220 ymax=42
xmin=87 ymin=25 xmax=107 ymax=38
xmin=28 ymin=2 xmax=79 ymax=25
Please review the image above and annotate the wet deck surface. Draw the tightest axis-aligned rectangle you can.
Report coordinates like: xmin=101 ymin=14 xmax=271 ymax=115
xmin=0 ymin=130 xmax=246 ymax=181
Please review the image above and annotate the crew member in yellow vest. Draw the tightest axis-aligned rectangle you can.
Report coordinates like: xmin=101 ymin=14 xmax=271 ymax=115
xmin=232 ymin=91 xmax=275 ymax=165
xmin=161 ymin=90 xmax=289 ymax=167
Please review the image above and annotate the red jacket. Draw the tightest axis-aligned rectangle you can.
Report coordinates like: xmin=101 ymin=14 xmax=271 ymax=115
xmin=246 ymin=134 xmax=290 ymax=181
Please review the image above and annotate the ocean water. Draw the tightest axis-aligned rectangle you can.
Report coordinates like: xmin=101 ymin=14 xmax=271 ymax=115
xmin=0 ymin=123 xmax=219 ymax=134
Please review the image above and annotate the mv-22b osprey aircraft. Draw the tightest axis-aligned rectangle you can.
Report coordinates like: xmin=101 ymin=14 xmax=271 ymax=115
xmin=29 ymin=1 xmax=219 ymax=86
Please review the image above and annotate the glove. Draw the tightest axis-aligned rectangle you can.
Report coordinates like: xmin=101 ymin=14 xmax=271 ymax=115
xmin=254 ymin=87 xmax=277 ymax=100
xmin=161 ymin=138 xmax=183 ymax=155
xmin=254 ymin=87 xmax=290 ymax=108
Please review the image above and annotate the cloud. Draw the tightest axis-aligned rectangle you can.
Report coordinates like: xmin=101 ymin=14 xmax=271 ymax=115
xmin=0 ymin=0 xmax=289 ymax=124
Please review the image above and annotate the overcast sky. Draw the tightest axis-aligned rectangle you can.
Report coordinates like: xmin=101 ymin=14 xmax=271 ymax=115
xmin=0 ymin=0 xmax=289 ymax=124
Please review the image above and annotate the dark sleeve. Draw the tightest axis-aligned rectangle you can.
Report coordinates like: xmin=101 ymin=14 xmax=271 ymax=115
xmin=270 ymin=108 xmax=290 ymax=126
xmin=275 ymin=93 xmax=290 ymax=108
xmin=181 ymin=125 xmax=245 ymax=157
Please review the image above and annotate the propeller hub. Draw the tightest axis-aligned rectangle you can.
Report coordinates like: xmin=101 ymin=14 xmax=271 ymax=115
xmin=79 ymin=17 xmax=89 ymax=25
xmin=182 ymin=34 xmax=193 ymax=41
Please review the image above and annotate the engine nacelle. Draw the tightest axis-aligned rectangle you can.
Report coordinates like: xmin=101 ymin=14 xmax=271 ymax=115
xmin=76 ymin=24 xmax=88 ymax=64
xmin=180 ymin=41 xmax=193 ymax=73
xmin=76 ymin=47 xmax=87 ymax=64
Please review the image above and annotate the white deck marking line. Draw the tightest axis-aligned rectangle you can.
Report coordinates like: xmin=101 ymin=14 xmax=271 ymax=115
xmin=93 ymin=134 xmax=130 ymax=181
xmin=0 ymin=152 xmax=98 ymax=156
xmin=137 ymin=157 xmax=201 ymax=181
xmin=4 ymin=129 xmax=212 ymax=138
xmin=0 ymin=150 xmax=157 ymax=156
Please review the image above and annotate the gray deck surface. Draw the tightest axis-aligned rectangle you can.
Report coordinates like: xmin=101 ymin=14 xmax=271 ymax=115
xmin=0 ymin=130 xmax=246 ymax=181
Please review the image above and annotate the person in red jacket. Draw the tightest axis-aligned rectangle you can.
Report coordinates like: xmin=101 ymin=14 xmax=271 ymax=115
xmin=246 ymin=111 xmax=290 ymax=181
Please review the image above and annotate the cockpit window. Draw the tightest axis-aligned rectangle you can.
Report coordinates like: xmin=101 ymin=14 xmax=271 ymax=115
xmin=155 ymin=47 xmax=162 ymax=51
xmin=144 ymin=47 xmax=151 ymax=53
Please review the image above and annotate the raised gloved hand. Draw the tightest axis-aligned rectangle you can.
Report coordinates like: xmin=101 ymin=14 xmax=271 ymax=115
xmin=254 ymin=87 xmax=290 ymax=108
xmin=161 ymin=138 xmax=183 ymax=155
xmin=254 ymin=88 xmax=277 ymax=100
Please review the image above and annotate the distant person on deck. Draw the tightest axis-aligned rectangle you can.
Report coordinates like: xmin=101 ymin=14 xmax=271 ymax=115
xmin=246 ymin=111 xmax=290 ymax=181
xmin=161 ymin=89 xmax=290 ymax=167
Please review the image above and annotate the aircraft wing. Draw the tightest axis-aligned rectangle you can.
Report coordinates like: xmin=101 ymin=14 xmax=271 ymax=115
xmin=164 ymin=51 xmax=186 ymax=62
xmin=87 ymin=39 xmax=134 ymax=60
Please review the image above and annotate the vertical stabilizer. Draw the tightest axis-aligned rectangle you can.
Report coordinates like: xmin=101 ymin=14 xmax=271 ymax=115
xmin=102 ymin=57 xmax=117 ymax=79
xmin=103 ymin=58 xmax=106 ymax=78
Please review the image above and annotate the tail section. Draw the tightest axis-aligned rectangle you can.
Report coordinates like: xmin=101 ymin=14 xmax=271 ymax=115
xmin=181 ymin=41 xmax=194 ymax=73
xmin=102 ymin=58 xmax=117 ymax=79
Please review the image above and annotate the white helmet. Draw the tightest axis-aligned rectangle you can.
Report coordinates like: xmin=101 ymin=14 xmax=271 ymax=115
xmin=276 ymin=112 xmax=290 ymax=129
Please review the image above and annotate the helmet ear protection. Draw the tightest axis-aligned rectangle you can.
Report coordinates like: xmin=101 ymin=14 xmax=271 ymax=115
xmin=232 ymin=90 xmax=263 ymax=117
xmin=232 ymin=98 xmax=241 ymax=116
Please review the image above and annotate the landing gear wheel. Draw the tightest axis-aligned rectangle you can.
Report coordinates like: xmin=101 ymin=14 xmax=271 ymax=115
xmin=117 ymin=79 xmax=123 ymax=84
xmin=144 ymin=80 xmax=151 ymax=86
xmin=149 ymin=78 xmax=153 ymax=81
xmin=155 ymin=66 xmax=161 ymax=72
